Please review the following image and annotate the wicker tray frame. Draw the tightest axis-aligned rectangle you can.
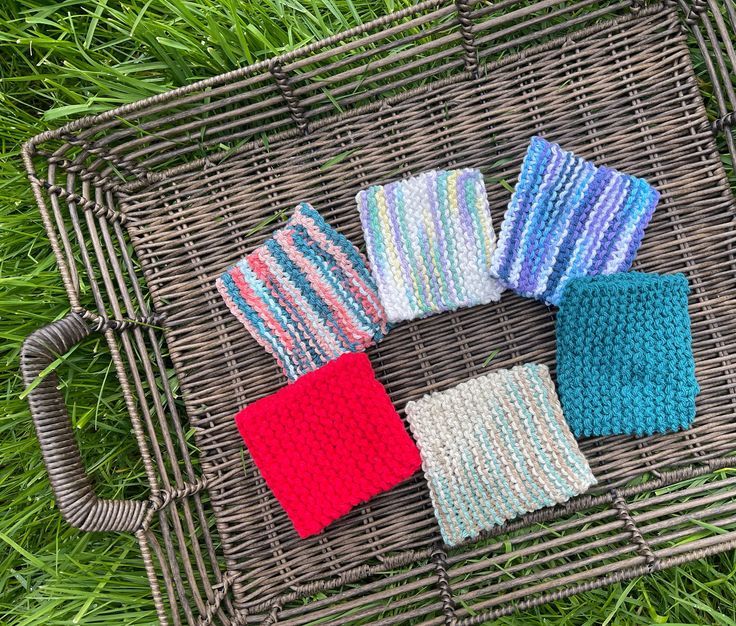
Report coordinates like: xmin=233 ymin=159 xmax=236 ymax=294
xmin=20 ymin=0 xmax=736 ymax=624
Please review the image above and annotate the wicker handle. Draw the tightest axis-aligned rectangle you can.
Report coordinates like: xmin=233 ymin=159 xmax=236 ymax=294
xmin=21 ymin=313 xmax=148 ymax=533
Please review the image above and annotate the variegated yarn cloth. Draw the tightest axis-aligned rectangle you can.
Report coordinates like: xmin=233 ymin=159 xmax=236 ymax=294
xmin=405 ymin=363 xmax=596 ymax=546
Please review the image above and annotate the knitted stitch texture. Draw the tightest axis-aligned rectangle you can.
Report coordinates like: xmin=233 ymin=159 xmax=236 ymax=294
xmin=405 ymin=363 xmax=596 ymax=547
xmin=490 ymin=136 xmax=660 ymax=306
xmin=556 ymin=272 xmax=699 ymax=437
xmin=235 ymin=352 xmax=421 ymax=538
xmin=216 ymin=203 xmax=388 ymax=382
xmin=356 ymin=169 xmax=504 ymax=323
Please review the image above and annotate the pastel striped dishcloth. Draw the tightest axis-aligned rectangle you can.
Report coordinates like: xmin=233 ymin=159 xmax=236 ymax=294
xmin=216 ymin=203 xmax=388 ymax=381
xmin=356 ymin=169 xmax=504 ymax=323
xmin=405 ymin=363 xmax=596 ymax=547
xmin=490 ymin=136 xmax=660 ymax=306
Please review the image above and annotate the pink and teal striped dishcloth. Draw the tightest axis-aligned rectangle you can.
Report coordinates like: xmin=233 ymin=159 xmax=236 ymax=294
xmin=216 ymin=203 xmax=388 ymax=381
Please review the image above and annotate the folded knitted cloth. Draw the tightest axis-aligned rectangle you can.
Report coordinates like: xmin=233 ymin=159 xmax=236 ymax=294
xmin=556 ymin=272 xmax=699 ymax=437
xmin=235 ymin=352 xmax=421 ymax=538
xmin=216 ymin=203 xmax=388 ymax=381
xmin=405 ymin=363 xmax=596 ymax=546
xmin=356 ymin=169 xmax=504 ymax=323
xmin=490 ymin=136 xmax=660 ymax=305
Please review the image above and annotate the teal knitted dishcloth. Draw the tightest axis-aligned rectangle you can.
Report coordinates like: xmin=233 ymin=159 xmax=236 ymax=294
xmin=556 ymin=272 xmax=699 ymax=437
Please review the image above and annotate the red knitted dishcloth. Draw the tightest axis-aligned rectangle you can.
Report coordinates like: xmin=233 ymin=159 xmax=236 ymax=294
xmin=235 ymin=352 xmax=421 ymax=538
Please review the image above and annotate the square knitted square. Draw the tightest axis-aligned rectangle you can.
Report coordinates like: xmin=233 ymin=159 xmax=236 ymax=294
xmin=556 ymin=272 xmax=699 ymax=437
xmin=405 ymin=363 xmax=596 ymax=547
xmin=216 ymin=203 xmax=388 ymax=382
xmin=490 ymin=136 xmax=660 ymax=306
xmin=235 ymin=352 xmax=421 ymax=538
xmin=356 ymin=169 xmax=504 ymax=323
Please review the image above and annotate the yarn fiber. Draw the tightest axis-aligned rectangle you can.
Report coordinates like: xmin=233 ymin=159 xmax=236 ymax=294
xmin=405 ymin=363 xmax=596 ymax=547
xmin=490 ymin=136 xmax=660 ymax=305
xmin=356 ymin=169 xmax=504 ymax=323
xmin=556 ymin=272 xmax=699 ymax=437
xmin=216 ymin=203 xmax=388 ymax=381
xmin=235 ymin=352 xmax=421 ymax=538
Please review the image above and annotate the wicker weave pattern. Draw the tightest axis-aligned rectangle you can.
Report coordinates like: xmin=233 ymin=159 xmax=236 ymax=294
xmin=20 ymin=0 xmax=736 ymax=624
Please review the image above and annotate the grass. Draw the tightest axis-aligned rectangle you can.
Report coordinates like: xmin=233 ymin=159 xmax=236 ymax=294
xmin=1 ymin=0 xmax=736 ymax=624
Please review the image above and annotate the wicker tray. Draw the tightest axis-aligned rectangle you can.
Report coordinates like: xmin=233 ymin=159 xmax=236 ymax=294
xmin=20 ymin=0 xmax=736 ymax=623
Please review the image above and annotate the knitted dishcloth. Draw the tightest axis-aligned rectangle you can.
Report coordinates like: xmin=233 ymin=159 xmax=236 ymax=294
xmin=216 ymin=203 xmax=388 ymax=382
xmin=556 ymin=272 xmax=699 ymax=437
xmin=356 ymin=169 xmax=504 ymax=323
xmin=405 ymin=363 xmax=596 ymax=547
xmin=235 ymin=352 xmax=421 ymax=538
xmin=490 ymin=136 xmax=660 ymax=306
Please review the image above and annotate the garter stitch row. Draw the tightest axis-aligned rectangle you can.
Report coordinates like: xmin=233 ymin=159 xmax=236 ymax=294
xmin=490 ymin=136 xmax=660 ymax=305
xmin=357 ymin=169 xmax=504 ymax=323
xmin=405 ymin=363 xmax=596 ymax=546
xmin=216 ymin=203 xmax=388 ymax=381
xmin=556 ymin=272 xmax=699 ymax=437
xmin=235 ymin=352 xmax=421 ymax=538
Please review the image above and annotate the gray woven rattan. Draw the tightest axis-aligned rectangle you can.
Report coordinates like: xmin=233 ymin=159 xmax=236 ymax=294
xmin=20 ymin=0 xmax=736 ymax=623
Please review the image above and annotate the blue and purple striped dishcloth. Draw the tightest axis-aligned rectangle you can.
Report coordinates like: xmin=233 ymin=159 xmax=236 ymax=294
xmin=490 ymin=136 xmax=660 ymax=306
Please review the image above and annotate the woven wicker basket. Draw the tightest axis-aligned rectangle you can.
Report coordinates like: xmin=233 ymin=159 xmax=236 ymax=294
xmin=20 ymin=0 xmax=736 ymax=623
